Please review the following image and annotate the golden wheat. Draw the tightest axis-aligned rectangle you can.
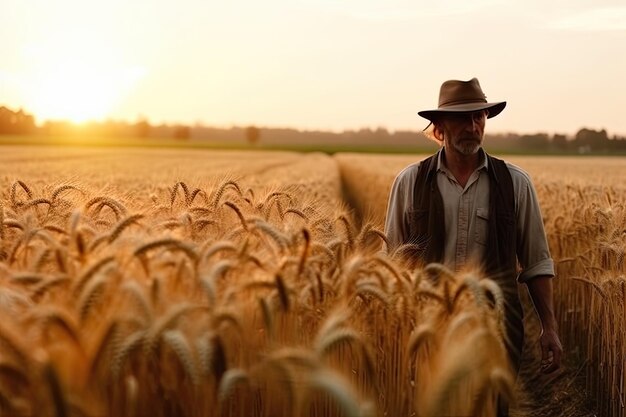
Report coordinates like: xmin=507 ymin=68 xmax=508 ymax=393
xmin=0 ymin=148 xmax=517 ymax=417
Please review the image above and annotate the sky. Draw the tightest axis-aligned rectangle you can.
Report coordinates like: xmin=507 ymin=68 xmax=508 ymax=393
xmin=1 ymin=0 xmax=626 ymax=136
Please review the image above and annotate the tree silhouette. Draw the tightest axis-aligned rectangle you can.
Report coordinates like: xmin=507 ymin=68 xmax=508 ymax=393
xmin=0 ymin=106 xmax=36 ymax=134
xmin=173 ymin=125 xmax=190 ymax=140
xmin=134 ymin=118 xmax=151 ymax=138
xmin=245 ymin=126 xmax=260 ymax=146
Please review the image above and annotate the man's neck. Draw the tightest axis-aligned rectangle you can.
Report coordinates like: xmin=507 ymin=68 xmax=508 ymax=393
xmin=441 ymin=147 xmax=483 ymax=187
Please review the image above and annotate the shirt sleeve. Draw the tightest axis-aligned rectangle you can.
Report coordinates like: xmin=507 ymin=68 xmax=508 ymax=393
xmin=384 ymin=164 xmax=416 ymax=253
xmin=511 ymin=166 xmax=555 ymax=283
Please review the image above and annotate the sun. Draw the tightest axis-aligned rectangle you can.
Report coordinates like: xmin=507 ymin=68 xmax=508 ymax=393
xmin=21 ymin=40 xmax=144 ymax=124
xmin=30 ymin=60 xmax=113 ymax=123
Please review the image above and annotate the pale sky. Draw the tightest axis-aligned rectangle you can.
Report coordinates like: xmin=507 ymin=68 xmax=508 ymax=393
xmin=1 ymin=0 xmax=626 ymax=136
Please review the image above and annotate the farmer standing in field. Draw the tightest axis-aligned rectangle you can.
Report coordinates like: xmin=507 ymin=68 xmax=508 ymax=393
xmin=384 ymin=78 xmax=563 ymax=415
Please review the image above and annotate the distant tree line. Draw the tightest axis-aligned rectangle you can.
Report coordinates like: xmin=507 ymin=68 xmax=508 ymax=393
xmin=0 ymin=106 xmax=36 ymax=134
xmin=485 ymin=128 xmax=626 ymax=153
xmin=1 ymin=105 xmax=626 ymax=153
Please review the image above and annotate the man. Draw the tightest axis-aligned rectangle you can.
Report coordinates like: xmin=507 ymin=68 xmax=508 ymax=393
xmin=384 ymin=78 xmax=562 ymax=411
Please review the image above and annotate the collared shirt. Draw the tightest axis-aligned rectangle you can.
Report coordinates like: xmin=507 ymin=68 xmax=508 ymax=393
xmin=384 ymin=148 xmax=554 ymax=283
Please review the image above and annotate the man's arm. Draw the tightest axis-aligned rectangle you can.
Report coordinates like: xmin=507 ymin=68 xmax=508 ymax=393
xmin=526 ymin=275 xmax=562 ymax=373
xmin=384 ymin=167 xmax=414 ymax=252
xmin=511 ymin=164 xmax=563 ymax=374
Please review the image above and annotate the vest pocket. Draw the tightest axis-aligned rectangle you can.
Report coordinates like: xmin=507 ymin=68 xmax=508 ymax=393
xmin=475 ymin=207 xmax=489 ymax=245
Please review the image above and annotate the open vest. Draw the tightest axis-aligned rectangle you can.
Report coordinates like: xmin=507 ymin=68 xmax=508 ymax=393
xmin=409 ymin=151 xmax=524 ymax=371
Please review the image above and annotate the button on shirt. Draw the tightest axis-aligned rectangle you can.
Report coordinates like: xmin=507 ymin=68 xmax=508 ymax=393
xmin=437 ymin=150 xmax=489 ymax=270
xmin=384 ymin=149 xmax=554 ymax=283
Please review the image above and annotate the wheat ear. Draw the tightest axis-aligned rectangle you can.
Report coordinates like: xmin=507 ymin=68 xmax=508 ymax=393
xmin=10 ymin=180 xmax=32 ymax=207
xmin=31 ymin=307 xmax=82 ymax=349
xmin=108 ymin=214 xmax=144 ymax=244
xmin=223 ymin=201 xmax=248 ymax=231
xmin=213 ymin=310 xmax=244 ymax=335
xmin=275 ymin=273 xmax=290 ymax=312
xmin=24 ymin=198 xmax=53 ymax=209
xmin=218 ymin=368 xmax=250 ymax=407
xmin=297 ymin=228 xmax=311 ymax=276
xmin=189 ymin=188 xmax=209 ymax=205
xmin=2 ymin=219 xmax=24 ymax=231
xmin=407 ymin=324 xmax=435 ymax=357
xmin=284 ymin=208 xmax=308 ymax=221
xmin=121 ymin=281 xmax=153 ymax=322
xmin=336 ymin=214 xmax=355 ymax=250
xmin=259 ymin=297 xmax=274 ymax=341
xmin=31 ymin=275 xmax=70 ymax=301
xmin=143 ymin=303 xmax=209 ymax=357
xmin=78 ymin=275 xmax=107 ymax=322
xmin=201 ymin=260 xmax=233 ymax=304
xmin=314 ymin=327 xmax=362 ymax=358
xmin=252 ymin=219 xmax=290 ymax=251
xmin=72 ymin=256 xmax=115 ymax=296
xmin=212 ymin=180 xmax=242 ymax=208
xmin=85 ymin=196 xmax=127 ymax=220
xmin=571 ymin=276 xmax=609 ymax=301
xmin=110 ymin=330 xmax=146 ymax=380
xmin=170 ymin=182 xmax=191 ymax=207
xmin=51 ymin=184 xmax=83 ymax=202
xmin=424 ymin=263 xmax=456 ymax=285
xmin=88 ymin=320 xmax=120 ymax=380
xmin=424 ymin=329 xmax=491 ymax=417
xmin=355 ymin=283 xmax=389 ymax=306
xmin=133 ymin=238 xmax=199 ymax=264
xmin=163 ymin=330 xmax=201 ymax=385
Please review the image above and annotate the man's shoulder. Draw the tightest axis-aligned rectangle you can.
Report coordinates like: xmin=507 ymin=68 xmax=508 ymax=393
xmin=487 ymin=154 xmax=533 ymax=182
xmin=390 ymin=163 xmax=418 ymax=193
xmin=503 ymin=160 xmax=533 ymax=184
xmin=396 ymin=161 xmax=421 ymax=178
xmin=394 ymin=154 xmax=436 ymax=185
xmin=496 ymin=159 xmax=537 ymax=195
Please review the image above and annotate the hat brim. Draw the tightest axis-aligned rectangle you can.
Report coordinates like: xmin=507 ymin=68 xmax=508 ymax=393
xmin=418 ymin=101 xmax=506 ymax=121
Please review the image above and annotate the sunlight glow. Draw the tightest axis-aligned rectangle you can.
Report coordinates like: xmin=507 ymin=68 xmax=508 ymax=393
xmin=2 ymin=0 xmax=626 ymax=134
xmin=20 ymin=38 xmax=145 ymax=123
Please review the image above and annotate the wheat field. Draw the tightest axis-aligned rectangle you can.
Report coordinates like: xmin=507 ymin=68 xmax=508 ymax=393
xmin=338 ymin=152 xmax=626 ymax=417
xmin=0 ymin=146 xmax=623 ymax=417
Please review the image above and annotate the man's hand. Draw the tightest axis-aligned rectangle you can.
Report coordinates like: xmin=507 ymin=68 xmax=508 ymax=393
xmin=526 ymin=275 xmax=563 ymax=374
xmin=540 ymin=327 xmax=562 ymax=374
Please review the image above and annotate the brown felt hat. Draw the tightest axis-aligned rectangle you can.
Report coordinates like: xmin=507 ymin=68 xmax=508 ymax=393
xmin=418 ymin=77 xmax=506 ymax=121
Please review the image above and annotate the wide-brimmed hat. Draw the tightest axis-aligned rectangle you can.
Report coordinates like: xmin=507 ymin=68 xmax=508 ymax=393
xmin=418 ymin=77 xmax=506 ymax=121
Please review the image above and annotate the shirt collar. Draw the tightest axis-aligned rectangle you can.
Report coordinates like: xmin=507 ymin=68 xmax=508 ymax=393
xmin=436 ymin=147 xmax=488 ymax=173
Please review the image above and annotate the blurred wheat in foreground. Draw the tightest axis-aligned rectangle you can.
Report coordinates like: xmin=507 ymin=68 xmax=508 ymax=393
xmin=0 ymin=179 xmax=513 ymax=417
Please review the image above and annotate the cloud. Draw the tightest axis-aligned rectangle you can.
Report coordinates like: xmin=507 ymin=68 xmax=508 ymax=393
xmin=549 ymin=6 xmax=626 ymax=31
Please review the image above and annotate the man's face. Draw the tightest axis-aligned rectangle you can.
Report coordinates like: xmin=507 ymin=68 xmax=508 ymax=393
xmin=438 ymin=110 xmax=488 ymax=156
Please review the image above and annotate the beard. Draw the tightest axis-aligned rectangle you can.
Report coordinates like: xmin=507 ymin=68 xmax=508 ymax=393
xmin=452 ymin=138 xmax=482 ymax=155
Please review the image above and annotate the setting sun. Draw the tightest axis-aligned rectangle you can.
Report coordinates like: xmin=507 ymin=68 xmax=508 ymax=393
xmin=27 ymin=60 xmax=143 ymax=123
xmin=17 ymin=34 xmax=144 ymax=124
